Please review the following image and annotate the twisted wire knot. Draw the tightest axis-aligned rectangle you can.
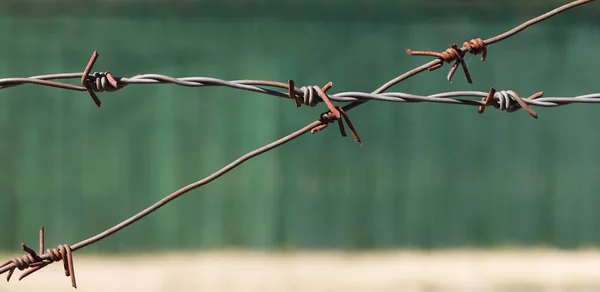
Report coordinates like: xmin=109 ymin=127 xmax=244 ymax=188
xmin=494 ymin=90 xmax=520 ymax=112
xmin=80 ymin=51 xmax=126 ymax=108
xmin=287 ymin=80 xmax=333 ymax=108
xmin=287 ymin=80 xmax=361 ymax=143
xmin=85 ymin=72 xmax=122 ymax=93
xmin=0 ymin=227 xmax=77 ymax=288
xmin=438 ymin=47 xmax=462 ymax=64
xmin=478 ymin=88 xmax=543 ymax=119
xmin=406 ymin=38 xmax=488 ymax=84
xmin=46 ymin=244 xmax=73 ymax=265
xmin=7 ymin=251 xmax=39 ymax=271
xmin=295 ymin=85 xmax=325 ymax=107
xmin=462 ymin=38 xmax=487 ymax=61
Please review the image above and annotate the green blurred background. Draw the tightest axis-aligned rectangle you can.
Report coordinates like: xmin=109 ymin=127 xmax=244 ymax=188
xmin=0 ymin=0 xmax=599 ymax=253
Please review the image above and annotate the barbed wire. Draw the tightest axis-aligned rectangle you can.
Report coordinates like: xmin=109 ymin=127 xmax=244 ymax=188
xmin=4 ymin=73 xmax=600 ymax=112
xmin=0 ymin=0 xmax=595 ymax=288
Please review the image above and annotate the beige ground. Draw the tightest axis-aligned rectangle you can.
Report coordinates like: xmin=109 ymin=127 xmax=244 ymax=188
xmin=1 ymin=249 xmax=600 ymax=292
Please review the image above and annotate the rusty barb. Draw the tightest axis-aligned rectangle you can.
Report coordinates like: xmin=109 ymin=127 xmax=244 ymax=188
xmin=288 ymin=80 xmax=360 ymax=143
xmin=477 ymin=88 xmax=544 ymax=118
xmin=406 ymin=38 xmax=486 ymax=84
xmin=81 ymin=51 xmax=133 ymax=107
xmin=0 ymin=227 xmax=76 ymax=288
xmin=0 ymin=0 xmax=595 ymax=289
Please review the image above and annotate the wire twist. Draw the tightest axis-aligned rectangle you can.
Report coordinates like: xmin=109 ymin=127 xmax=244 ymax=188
xmin=287 ymin=80 xmax=361 ymax=143
xmin=287 ymin=79 xmax=333 ymax=107
xmin=476 ymin=87 xmax=543 ymax=118
xmin=462 ymin=38 xmax=487 ymax=61
xmin=85 ymin=72 xmax=122 ymax=93
xmin=406 ymin=38 xmax=487 ymax=84
xmin=0 ymin=228 xmax=77 ymax=288
xmin=79 ymin=52 xmax=129 ymax=107
xmin=298 ymin=85 xmax=329 ymax=107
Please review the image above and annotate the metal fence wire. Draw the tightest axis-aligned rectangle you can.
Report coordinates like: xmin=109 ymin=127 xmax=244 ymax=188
xmin=0 ymin=0 xmax=596 ymax=288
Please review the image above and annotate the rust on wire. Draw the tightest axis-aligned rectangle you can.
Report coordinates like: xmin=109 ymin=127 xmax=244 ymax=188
xmin=80 ymin=51 xmax=127 ymax=108
xmin=474 ymin=89 xmax=545 ymax=118
xmin=478 ymin=88 xmax=497 ymax=114
xmin=406 ymin=38 xmax=487 ymax=84
xmin=0 ymin=0 xmax=594 ymax=288
xmin=338 ymin=106 xmax=361 ymax=143
xmin=302 ymin=81 xmax=360 ymax=143
xmin=82 ymin=51 xmax=102 ymax=107
xmin=506 ymin=90 xmax=538 ymax=119
xmin=288 ymin=79 xmax=300 ymax=107
xmin=505 ymin=91 xmax=545 ymax=117
xmin=0 ymin=227 xmax=77 ymax=288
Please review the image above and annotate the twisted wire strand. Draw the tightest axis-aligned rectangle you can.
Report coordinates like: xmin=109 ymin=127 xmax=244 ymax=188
xmin=0 ymin=73 xmax=331 ymax=105
xmin=1 ymin=73 xmax=599 ymax=110
xmin=337 ymin=91 xmax=600 ymax=107
xmin=0 ymin=0 xmax=595 ymax=288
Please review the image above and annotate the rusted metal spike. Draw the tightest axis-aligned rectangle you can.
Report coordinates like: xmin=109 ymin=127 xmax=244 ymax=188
xmin=528 ymin=91 xmax=544 ymax=100
xmin=20 ymin=244 xmax=39 ymax=261
xmin=1 ymin=259 xmax=15 ymax=282
xmin=507 ymin=90 xmax=537 ymax=119
xmin=479 ymin=88 xmax=497 ymax=114
xmin=447 ymin=62 xmax=460 ymax=82
xmin=6 ymin=268 xmax=14 ymax=282
xmin=480 ymin=45 xmax=488 ymax=61
xmin=450 ymin=44 xmax=472 ymax=84
xmin=65 ymin=246 xmax=76 ymax=289
xmin=18 ymin=265 xmax=44 ymax=281
xmin=336 ymin=119 xmax=347 ymax=137
xmin=315 ymin=86 xmax=340 ymax=120
xmin=81 ymin=51 xmax=98 ymax=86
xmin=87 ymin=89 xmax=102 ymax=108
xmin=405 ymin=49 xmax=444 ymax=59
xmin=39 ymin=227 xmax=44 ymax=255
xmin=322 ymin=81 xmax=333 ymax=93
xmin=338 ymin=107 xmax=361 ymax=143
xmin=288 ymin=80 xmax=300 ymax=107
xmin=60 ymin=247 xmax=70 ymax=277
xmin=82 ymin=51 xmax=102 ymax=108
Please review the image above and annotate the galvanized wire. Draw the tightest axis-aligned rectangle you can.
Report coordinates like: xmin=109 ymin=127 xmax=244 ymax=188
xmin=0 ymin=0 xmax=596 ymax=288
xmin=2 ymin=73 xmax=599 ymax=111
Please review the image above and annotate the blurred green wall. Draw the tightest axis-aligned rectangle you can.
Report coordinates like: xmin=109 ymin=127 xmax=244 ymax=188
xmin=0 ymin=1 xmax=599 ymax=252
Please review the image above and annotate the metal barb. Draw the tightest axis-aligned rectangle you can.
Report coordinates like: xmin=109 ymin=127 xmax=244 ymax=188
xmin=305 ymin=82 xmax=360 ymax=142
xmin=407 ymin=38 xmax=486 ymax=83
xmin=478 ymin=88 xmax=497 ymax=114
xmin=82 ymin=51 xmax=102 ymax=108
xmin=0 ymin=228 xmax=77 ymax=288
xmin=288 ymin=80 xmax=300 ymax=107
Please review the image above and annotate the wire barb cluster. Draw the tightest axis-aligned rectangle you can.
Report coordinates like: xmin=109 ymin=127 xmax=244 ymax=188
xmin=289 ymin=81 xmax=361 ymax=143
xmin=406 ymin=38 xmax=487 ymax=84
xmin=0 ymin=228 xmax=76 ymax=288
xmin=477 ymin=88 xmax=543 ymax=118
xmin=0 ymin=0 xmax=595 ymax=288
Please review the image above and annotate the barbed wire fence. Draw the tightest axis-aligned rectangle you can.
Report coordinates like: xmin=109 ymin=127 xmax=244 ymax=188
xmin=0 ymin=0 xmax=595 ymax=288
